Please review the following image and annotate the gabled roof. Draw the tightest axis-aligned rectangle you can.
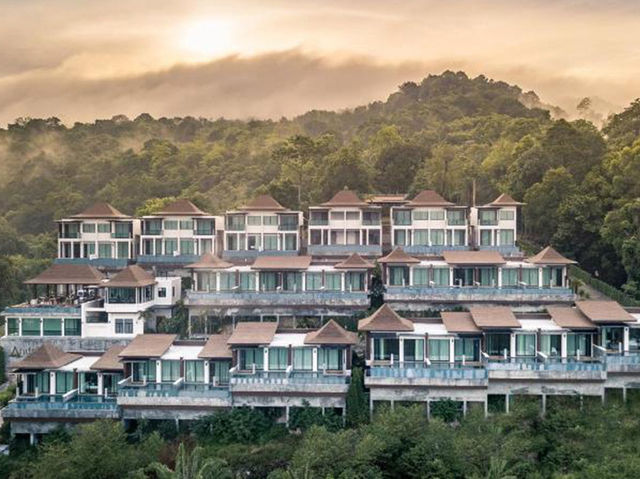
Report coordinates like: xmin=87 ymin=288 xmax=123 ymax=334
xmin=485 ymin=193 xmax=524 ymax=207
xmin=408 ymin=190 xmax=453 ymax=207
xmin=156 ymin=199 xmax=208 ymax=216
xmin=91 ymin=345 xmax=125 ymax=371
xmin=334 ymin=253 xmax=375 ymax=270
xmin=358 ymin=304 xmax=414 ymax=332
xmin=187 ymin=253 xmax=233 ymax=270
xmin=227 ymin=322 xmax=278 ymax=345
xmin=575 ymin=300 xmax=635 ymax=323
xmin=240 ymin=194 xmax=286 ymax=211
xmin=69 ymin=202 xmax=130 ymax=219
xmin=527 ymin=246 xmax=577 ymax=265
xmin=106 ymin=265 xmax=155 ymax=288
xmin=119 ymin=334 xmax=177 ymax=358
xmin=547 ymin=307 xmax=596 ymax=329
xmin=378 ymin=247 xmax=420 ymax=264
xmin=442 ymin=250 xmax=505 ymax=265
xmin=469 ymin=306 xmax=520 ymax=329
xmin=198 ymin=334 xmax=232 ymax=359
xmin=441 ymin=312 xmax=481 ymax=334
xmin=251 ymin=255 xmax=312 ymax=270
xmin=24 ymin=264 xmax=105 ymax=285
xmin=12 ymin=343 xmax=81 ymax=371
xmin=305 ymin=320 xmax=357 ymax=345
xmin=321 ymin=189 xmax=368 ymax=207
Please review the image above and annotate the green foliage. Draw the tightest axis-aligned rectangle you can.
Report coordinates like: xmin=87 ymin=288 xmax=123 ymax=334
xmin=367 ymin=263 xmax=385 ymax=310
xmin=345 ymin=367 xmax=368 ymax=428
xmin=569 ymin=265 xmax=640 ymax=307
xmin=288 ymin=403 xmax=343 ymax=432
xmin=191 ymin=408 xmax=284 ymax=445
xmin=144 ymin=443 xmax=232 ymax=479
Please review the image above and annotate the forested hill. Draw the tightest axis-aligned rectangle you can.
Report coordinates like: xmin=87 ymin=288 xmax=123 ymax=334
xmin=1 ymin=70 xmax=640 ymax=301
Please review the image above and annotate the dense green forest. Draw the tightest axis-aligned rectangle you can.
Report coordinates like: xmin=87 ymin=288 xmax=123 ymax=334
xmin=3 ymin=394 xmax=640 ymax=478
xmin=1 ymin=71 xmax=640 ymax=304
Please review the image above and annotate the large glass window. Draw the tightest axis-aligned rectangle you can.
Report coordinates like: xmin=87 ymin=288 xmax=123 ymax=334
xmin=362 ymin=211 xmax=380 ymax=225
xmin=567 ymin=333 xmax=592 ymax=357
xmin=430 ymin=229 xmax=445 ymax=246
xmin=499 ymin=230 xmax=514 ymax=246
xmin=132 ymin=360 xmax=156 ymax=383
xmin=324 ymin=273 xmax=341 ymax=291
xmin=35 ymin=372 xmax=49 ymax=394
xmin=116 ymin=242 xmax=129 ymax=259
xmin=114 ymin=223 xmax=130 ymax=238
xmin=268 ymin=348 xmax=288 ymax=371
xmin=97 ymin=223 xmax=111 ymax=233
xmin=602 ymin=327 xmax=624 ymax=351
xmin=98 ymin=243 xmax=112 ymax=258
xmin=428 ymin=339 xmax=450 ymax=362
xmin=64 ymin=318 xmax=81 ymax=336
xmin=239 ymin=348 xmax=263 ymax=370
xmin=479 ymin=210 xmax=497 ymax=225
xmin=478 ymin=268 xmax=497 ymax=287
xmin=521 ymin=269 xmax=538 ymax=287
xmin=180 ymin=239 xmax=195 ymax=255
xmin=22 ymin=318 xmax=40 ymax=336
xmin=413 ymin=268 xmax=428 ymax=286
xmin=486 ymin=333 xmax=511 ymax=356
xmin=282 ymin=272 xmax=303 ymax=292
xmin=403 ymin=338 xmax=424 ymax=362
xmin=293 ymin=348 xmax=313 ymax=370
xmin=82 ymin=223 xmax=96 ymax=233
xmin=164 ymin=220 xmax=178 ymax=230
xmin=115 ymin=318 xmax=133 ymax=334
xmin=264 ymin=234 xmax=278 ymax=251
xmin=455 ymin=338 xmax=480 ymax=361
xmin=247 ymin=215 xmax=261 ymax=226
xmin=393 ymin=210 xmax=411 ymax=226
xmin=450 ymin=230 xmax=466 ymax=246
xmin=43 ymin=318 xmax=62 ymax=336
xmin=501 ymin=268 xmax=518 ymax=287
xmin=79 ymin=372 xmax=98 ymax=394
xmin=629 ymin=329 xmax=640 ymax=351
xmin=516 ymin=334 xmax=536 ymax=357
xmin=433 ymin=268 xmax=449 ymax=286
xmin=263 ymin=216 xmax=278 ymax=226
xmin=196 ymin=272 xmax=216 ymax=292
xmin=446 ymin=210 xmax=465 ymax=225
xmin=319 ymin=348 xmax=342 ymax=370
xmin=219 ymin=272 xmax=236 ymax=291
xmin=373 ymin=337 xmax=399 ymax=361
xmin=7 ymin=317 xmax=19 ymax=336
xmin=309 ymin=211 xmax=328 ymax=225
xmin=499 ymin=210 xmax=515 ymax=221
xmin=56 ymin=372 xmax=74 ymax=394
xmin=284 ymin=234 xmax=297 ymax=251
xmin=430 ymin=210 xmax=445 ymax=221
xmin=480 ymin=230 xmax=492 ymax=246
xmin=389 ymin=266 xmax=409 ymax=286
xmin=394 ymin=229 xmax=408 ymax=246
xmin=540 ymin=334 xmax=561 ymax=357
xmin=259 ymin=272 xmax=278 ymax=291
xmin=164 ymin=238 xmax=178 ymax=255
xmin=109 ymin=287 xmax=136 ymax=303
xmin=226 ymin=215 xmax=246 ymax=230
xmin=413 ymin=210 xmax=429 ymax=221
xmin=239 ymin=272 xmax=255 ymax=291
xmin=413 ymin=230 xmax=429 ymax=245
xmin=185 ymin=360 xmax=204 ymax=382
xmin=179 ymin=220 xmax=193 ymax=230
xmin=161 ymin=360 xmax=180 ymax=382
xmin=542 ymin=267 xmax=564 ymax=288
xmin=346 ymin=272 xmax=366 ymax=291
xmin=306 ymin=272 xmax=322 ymax=291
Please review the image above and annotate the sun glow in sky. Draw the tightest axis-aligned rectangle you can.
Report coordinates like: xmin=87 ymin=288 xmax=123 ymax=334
xmin=0 ymin=0 xmax=639 ymax=125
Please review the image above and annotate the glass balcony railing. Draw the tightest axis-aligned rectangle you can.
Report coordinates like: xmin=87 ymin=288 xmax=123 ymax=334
xmin=368 ymin=365 xmax=487 ymax=380
xmin=7 ymin=395 xmax=117 ymax=410
xmin=119 ymin=382 xmax=230 ymax=399
xmin=142 ymin=229 xmax=163 ymax=236
xmin=230 ymin=370 xmax=349 ymax=385
xmin=484 ymin=357 xmax=604 ymax=372
xmin=278 ymin=223 xmax=299 ymax=231
xmin=59 ymin=232 xmax=80 ymax=239
xmin=194 ymin=229 xmax=214 ymax=235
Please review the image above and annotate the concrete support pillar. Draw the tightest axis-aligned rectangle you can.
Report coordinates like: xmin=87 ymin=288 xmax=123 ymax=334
xmin=321 ymin=407 xmax=325 ymax=416
xmin=97 ymin=373 xmax=104 ymax=396
xmin=505 ymin=394 xmax=510 ymax=414
xmin=29 ymin=433 xmax=36 ymax=446
xmin=426 ymin=399 xmax=431 ymax=420
xmin=398 ymin=338 xmax=405 ymax=364
xmin=50 ymin=372 xmax=56 ymax=396
xmin=462 ymin=400 xmax=467 ymax=417
xmin=203 ymin=361 xmax=210 ymax=385
xmin=155 ymin=360 xmax=161 ymax=384
xmin=601 ymin=392 xmax=606 ymax=405
xmin=390 ymin=400 xmax=395 ymax=411
xmin=285 ymin=406 xmax=290 ymax=427
xmin=484 ymin=399 xmax=488 ymax=418
xmin=541 ymin=394 xmax=546 ymax=416
xmin=624 ymin=327 xmax=630 ymax=353
xmin=509 ymin=334 xmax=516 ymax=360
xmin=342 ymin=406 xmax=346 ymax=426
xmin=561 ymin=333 xmax=568 ymax=359
xmin=369 ymin=395 xmax=374 ymax=419
xmin=263 ymin=348 xmax=269 ymax=371
xmin=312 ymin=348 xmax=318 ymax=372
xmin=623 ymin=387 xmax=627 ymax=403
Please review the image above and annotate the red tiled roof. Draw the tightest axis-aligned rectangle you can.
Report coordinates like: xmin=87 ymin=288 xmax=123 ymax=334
xmin=187 ymin=253 xmax=233 ymax=270
xmin=441 ymin=312 xmax=481 ymax=333
xmin=119 ymin=334 xmax=177 ymax=358
xmin=469 ymin=306 xmax=520 ymax=329
xmin=227 ymin=322 xmax=278 ymax=345
xmin=575 ymin=301 xmax=635 ymax=323
xmin=24 ymin=264 xmax=105 ymax=285
xmin=527 ymin=246 xmax=576 ymax=265
xmin=305 ymin=320 xmax=357 ymax=345
xmin=106 ymin=265 xmax=155 ymax=288
xmin=321 ymin=189 xmax=368 ymax=207
xmin=241 ymin=195 xmax=286 ymax=211
xmin=334 ymin=253 xmax=375 ymax=270
xmin=251 ymin=255 xmax=312 ymax=270
xmin=547 ymin=307 xmax=596 ymax=329
xmin=378 ymin=247 xmax=420 ymax=264
xmin=91 ymin=345 xmax=125 ymax=371
xmin=442 ymin=250 xmax=505 ymax=265
xmin=485 ymin=193 xmax=524 ymax=206
xmin=358 ymin=304 xmax=414 ymax=332
xmin=408 ymin=190 xmax=453 ymax=207
xmin=198 ymin=334 xmax=232 ymax=359
xmin=12 ymin=344 xmax=81 ymax=371
xmin=69 ymin=202 xmax=130 ymax=219
xmin=156 ymin=199 xmax=208 ymax=216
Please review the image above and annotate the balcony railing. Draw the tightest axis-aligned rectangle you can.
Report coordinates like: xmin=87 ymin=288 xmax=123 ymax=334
xmin=136 ymin=254 xmax=200 ymax=264
xmin=194 ymin=229 xmax=214 ymax=236
xmin=368 ymin=365 xmax=487 ymax=380
xmin=230 ymin=370 xmax=350 ymax=385
xmin=307 ymin=244 xmax=382 ymax=256
xmin=54 ymin=257 xmax=130 ymax=268
xmin=5 ymin=395 xmax=117 ymax=411
xmin=386 ymin=286 xmax=574 ymax=296
xmin=485 ymin=358 xmax=604 ymax=372
xmin=111 ymin=232 xmax=132 ymax=239
xmin=142 ymin=229 xmax=163 ymax=236
xmin=185 ymin=290 xmax=368 ymax=307
xmin=119 ymin=382 xmax=230 ymax=399
xmin=59 ymin=232 xmax=80 ymax=239
xmin=278 ymin=223 xmax=299 ymax=231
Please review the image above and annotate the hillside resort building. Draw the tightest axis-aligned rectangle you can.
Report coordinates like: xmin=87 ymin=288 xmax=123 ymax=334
xmin=3 ymin=191 xmax=640 ymax=444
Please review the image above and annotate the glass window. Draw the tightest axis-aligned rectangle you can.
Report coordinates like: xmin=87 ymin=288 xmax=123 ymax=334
xmin=629 ymin=329 xmax=640 ymax=351
xmin=325 ymin=273 xmax=342 ymax=291
xmin=428 ymin=339 xmax=450 ymax=362
xmin=219 ymin=272 xmax=236 ymax=291
xmin=84 ymin=243 xmax=96 ymax=257
xmin=164 ymin=238 xmax=178 ymax=255
xmin=82 ymin=223 xmax=96 ymax=233
xmin=319 ymin=348 xmax=342 ymax=370
xmin=373 ymin=337 xmax=399 ymax=361
xmin=108 ymin=287 xmax=136 ymax=303
xmin=179 ymin=220 xmax=193 ymax=230
xmin=451 ymin=230 xmax=466 ymax=246
xmin=455 ymin=338 xmax=479 ymax=361
xmin=35 ymin=371 xmax=49 ymax=394
xmin=413 ymin=210 xmax=429 ymax=221
xmin=226 ymin=215 xmax=246 ymax=230
xmin=362 ymin=211 xmax=380 ymax=225
xmin=330 ymin=211 xmax=345 ymax=221
xmin=260 ymin=272 xmax=278 ymax=291
xmin=185 ymin=360 xmax=204 ymax=382
xmin=263 ymin=216 xmax=278 ymax=226
xmin=284 ymin=234 xmax=297 ymax=251
xmin=115 ymin=318 xmax=133 ymax=334
xmin=79 ymin=372 xmax=98 ymax=394
xmin=43 ymin=318 xmax=62 ymax=336
xmin=567 ymin=333 xmax=591 ymax=357
xmin=195 ymin=219 xmax=214 ymax=235
xmin=293 ymin=348 xmax=313 ymax=370
xmin=64 ymin=318 xmax=81 ymax=336
xmin=480 ymin=229 xmax=492 ymax=246
xmin=263 ymin=234 xmax=278 ymax=250
xmin=114 ymin=223 xmax=129 ymax=238
xmin=180 ymin=239 xmax=194 ymax=255
xmin=540 ymin=335 xmax=561 ymax=357
xmin=56 ymin=372 xmax=74 ymax=394
xmin=22 ymin=318 xmax=40 ymax=336
xmin=479 ymin=210 xmax=497 ymax=225
xmin=145 ymin=219 xmax=163 ymax=234
xmin=268 ymin=348 xmax=288 ymax=370
xmin=394 ymin=229 xmax=408 ymax=246
xmin=433 ymin=268 xmax=449 ymax=286
xmin=478 ymin=268 xmax=497 ymax=287
xmin=542 ymin=267 xmax=564 ymax=288
xmin=346 ymin=272 xmax=365 ymax=291
xmin=345 ymin=211 xmax=359 ymax=221
xmin=116 ymin=242 xmax=129 ymax=259
xmin=413 ymin=230 xmax=428 ymax=245
xmin=246 ymin=234 xmax=260 ymax=251
xmin=486 ymin=333 xmax=511 ymax=356
xmin=389 ymin=266 xmax=408 ymax=286
xmin=97 ymin=223 xmax=111 ymax=233
xmin=309 ymin=229 xmax=323 ymax=245
xmin=393 ymin=210 xmax=411 ymax=226
xmin=282 ymin=272 xmax=302 ymax=291
xmin=239 ymin=348 xmax=263 ymax=370
xmin=501 ymin=268 xmax=518 ymax=287
xmin=446 ymin=210 xmax=465 ymax=225
xmin=368 ymin=229 xmax=381 ymax=245
xmin=164 ymin=220 xmax=178 ymax=230
xmin=521 ymin=269 xmax=538 ymax=287
xmin=7 ymin=318 xmax=19 ymax=336
xmin=516 ymin=334 xmax=536 ymax=357
xmin=499 ymin=230 xmax=514 ymax=246
xmin=403 ymin=338 xmax=424 ymax=362
xmin=602 ymin=326 xmax=624 ymax=351
xmin=98 ymin=243 xmax=112 ymax=258
xmin=158 ymin=287 xmax=167 ymax=298
xmin=310 ymin=211 xmax=328 ymax=225
xmin=306 ymin=272 xmax=322 ymax=291
xmin=499 ymin=210 xmax=515 ymax=221
xmin=430 ymin=229 xmax=444 ymax=246
xmin=247 ymin=215 xmax=261 ymax=226
xmin=413 ymin=268 xmax=428 ymax=286
xmin=196 ymin=272 xmax=216 ymax=292
xmin=161 ymin=360 xmax=180 ymax=382
xmin=430 ymin=210 xmax=445 ymax=221
xmin=239 ymin=272 xmax=256 ymax=291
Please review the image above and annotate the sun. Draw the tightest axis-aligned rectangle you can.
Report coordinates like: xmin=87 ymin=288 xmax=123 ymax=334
xmin=179 ymin=19 xmax=234 ymax=61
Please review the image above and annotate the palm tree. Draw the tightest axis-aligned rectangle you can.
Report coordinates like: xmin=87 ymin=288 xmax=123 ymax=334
xmin=484 ymin=457 xmax=516 ymax=479
xmin=146 ymin=443 xmax=231 ymax=479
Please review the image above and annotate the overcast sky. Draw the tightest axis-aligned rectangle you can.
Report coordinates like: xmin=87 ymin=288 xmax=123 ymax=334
xmin=0 ymin=0 xmax=638 ymax=125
